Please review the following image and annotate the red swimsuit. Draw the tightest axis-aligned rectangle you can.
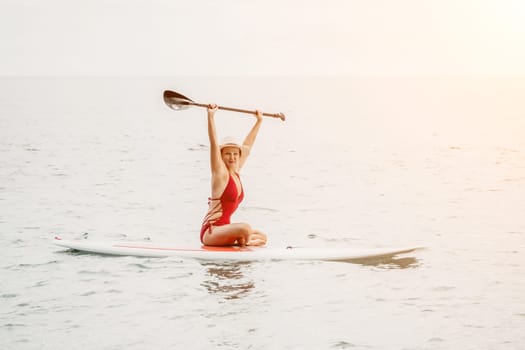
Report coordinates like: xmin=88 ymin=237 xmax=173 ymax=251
xmin=200 ymin=173 xmax=244 ymax=243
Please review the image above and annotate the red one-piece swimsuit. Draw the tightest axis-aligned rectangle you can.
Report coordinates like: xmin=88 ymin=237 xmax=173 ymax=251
xmin=200 ymin=173 xmax=244 ymax=244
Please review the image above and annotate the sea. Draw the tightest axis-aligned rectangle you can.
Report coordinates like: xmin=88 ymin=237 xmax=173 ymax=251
xmin=1 ymin=76 xmax=524 ymax=349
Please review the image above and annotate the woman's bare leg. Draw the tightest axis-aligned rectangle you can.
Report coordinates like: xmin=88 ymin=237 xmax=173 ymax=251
xmin=202 ymin=223 xmax=251 ymax=246
xmin=202 ymin=223 xmax=267 ymax=247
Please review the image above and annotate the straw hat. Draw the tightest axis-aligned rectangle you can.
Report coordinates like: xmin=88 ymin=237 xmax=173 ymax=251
xmin=219 ymin=136 xmax=242 ymax=155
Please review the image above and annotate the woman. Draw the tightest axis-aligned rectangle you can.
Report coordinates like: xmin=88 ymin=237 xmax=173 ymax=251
xmin=200 ymin=103 xmax=268 ymax=246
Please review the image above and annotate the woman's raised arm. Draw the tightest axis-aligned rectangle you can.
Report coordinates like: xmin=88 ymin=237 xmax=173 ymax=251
xmin=207 ymin=104 xmax=225 ymax=174
xmin=239 ymin=110 xmax=263 ymax=168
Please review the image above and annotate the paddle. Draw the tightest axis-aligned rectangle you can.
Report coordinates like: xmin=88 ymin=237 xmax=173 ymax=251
xmin=163 ymin=90 xmax=286 ymax=121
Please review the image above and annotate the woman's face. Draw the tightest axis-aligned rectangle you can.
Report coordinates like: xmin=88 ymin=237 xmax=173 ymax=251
xmin=221 ymin=146 xmax=241 ymax=168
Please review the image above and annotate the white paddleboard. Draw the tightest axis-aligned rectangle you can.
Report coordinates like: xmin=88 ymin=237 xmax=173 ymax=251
xmin=53 ymin=236 xmax=421 ymax=262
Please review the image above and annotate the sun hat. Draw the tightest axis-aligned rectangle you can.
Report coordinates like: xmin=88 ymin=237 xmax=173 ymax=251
xmin=219 ymin=136 xmax=242 ymax=155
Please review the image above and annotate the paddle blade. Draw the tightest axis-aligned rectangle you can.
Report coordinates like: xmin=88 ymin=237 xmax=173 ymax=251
xmin=163 ymin=90 xmax=193 ymax=111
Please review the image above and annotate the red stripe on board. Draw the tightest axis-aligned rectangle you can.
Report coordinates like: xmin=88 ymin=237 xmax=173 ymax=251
xmin=113 ymin=244 xmax=253 ymax=253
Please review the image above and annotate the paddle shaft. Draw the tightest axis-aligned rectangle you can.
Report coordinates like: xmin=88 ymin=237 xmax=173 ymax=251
xmin=189 ymin=101 xmax=284 ymax=120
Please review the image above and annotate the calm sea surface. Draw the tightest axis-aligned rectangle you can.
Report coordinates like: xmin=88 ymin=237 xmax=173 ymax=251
xmin=1 ymin=77 xmax=525 ymax=349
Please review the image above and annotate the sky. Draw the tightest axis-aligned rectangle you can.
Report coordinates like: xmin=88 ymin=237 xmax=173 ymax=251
xmin=1 ymin=0 xmax=525 ymax=76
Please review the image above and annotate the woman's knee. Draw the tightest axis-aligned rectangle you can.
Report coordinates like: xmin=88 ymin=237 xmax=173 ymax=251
xmin=238 ymin=223 xmax=252 ymax=236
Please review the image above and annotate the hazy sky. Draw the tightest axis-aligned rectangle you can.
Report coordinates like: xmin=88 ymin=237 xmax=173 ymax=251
xmin=2 ymin=0 xmax=524 ymax=76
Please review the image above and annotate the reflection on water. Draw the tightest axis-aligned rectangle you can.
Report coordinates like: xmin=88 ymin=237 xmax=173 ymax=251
xmin=201 ymin=262 xmax=255 ymax=300
xmin=345 ymin=253 xmax=421 ymax=269
xmin=200 ymin=251 xmax=420 ymax=301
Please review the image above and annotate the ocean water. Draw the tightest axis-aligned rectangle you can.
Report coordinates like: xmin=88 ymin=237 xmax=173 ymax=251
xmin=1 ymin=76 xmax=525 ymax=349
